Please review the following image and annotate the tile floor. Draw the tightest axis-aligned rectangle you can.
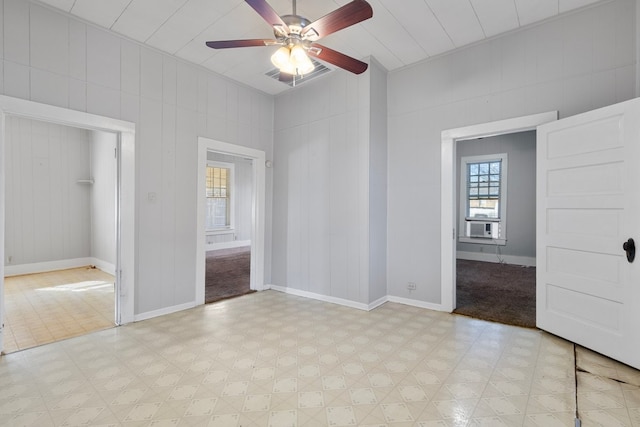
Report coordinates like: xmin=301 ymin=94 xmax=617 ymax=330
xmin=3 ymin=267 xmax=115 ymax=353
xmin=0 ymin=290 xmax=639 ymax=426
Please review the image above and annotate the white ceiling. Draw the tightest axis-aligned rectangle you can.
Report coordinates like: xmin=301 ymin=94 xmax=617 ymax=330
xmin=35 ymin=0 xmax=605 ymax=95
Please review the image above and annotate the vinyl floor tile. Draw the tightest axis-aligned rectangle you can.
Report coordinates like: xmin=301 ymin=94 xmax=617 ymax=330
xmin=0 ymin=291 xmax=640 ymax=426
xmin=3 ymin=267 xmax=115 ymax=353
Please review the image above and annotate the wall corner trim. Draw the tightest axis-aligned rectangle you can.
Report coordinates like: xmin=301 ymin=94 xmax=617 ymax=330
xmin=267 ymin=285 xmax=372 ymax=311
xmin=386 ymin=295 xmax=445 ymax=312
xmin=266 ymin=285 xmax=448 ymax=313
xmin=134 ymin=301 xmax=196 ymax=322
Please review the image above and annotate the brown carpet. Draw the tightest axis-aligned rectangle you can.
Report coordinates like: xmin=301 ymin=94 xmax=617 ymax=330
xmin=454 ymin=259 xmax=536 ymax=328
xmin=205 ymin=246 xmax=254 ymax=304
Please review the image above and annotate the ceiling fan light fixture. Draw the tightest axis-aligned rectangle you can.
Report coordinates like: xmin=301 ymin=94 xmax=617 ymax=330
xmin=290 ymin=44 xmax=314 ymax=74
xmin=289 ymin=44 xmax=306 ymax=64
xmin=270 ymin=44 xmax=315 ymax=76
xmin=271 ymin=46 xmax=291 ymax=70
xmin=297 ymin=53 xmax=315 ymax=74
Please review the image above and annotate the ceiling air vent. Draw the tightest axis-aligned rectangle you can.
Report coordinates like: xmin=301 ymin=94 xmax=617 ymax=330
xmin=265 ymin=58 xmax=331 ymax=87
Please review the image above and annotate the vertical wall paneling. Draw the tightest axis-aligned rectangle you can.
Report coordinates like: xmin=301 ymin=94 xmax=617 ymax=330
xmin=4 ymin=0 xmax=28 ymax=66
xmin=272 ymin=59 xmax=388 ymax=307
xmin=174 ymin=106 xmax=199 ymax=305
xmin=161 ymin=102 xmax=177 ymax=307
xmin=90 ymin=130 xmax=117 ymax=273
xmin=368 ymin=60 xmax=388 ymax=303
xmin=4 ymin=117 xmax=91 ymax=266
xmin=136 ymin=97 xmax=163 ymax=314
xmin=0 ymin=6 xmax=279 ymax=316
xmin=387 ymin=0 xmax=636 ymax=305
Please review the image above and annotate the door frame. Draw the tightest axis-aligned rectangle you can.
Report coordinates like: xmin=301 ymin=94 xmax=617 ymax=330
xmin=440 ymin=111 xmax=557 ymax=312
xmin=195 ymin=137 xmax=266 ymax=305
xmin=0 ymin=96 xmax=136 ymax=353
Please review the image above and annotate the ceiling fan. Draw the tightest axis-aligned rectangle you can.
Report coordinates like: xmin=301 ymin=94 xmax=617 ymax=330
xmin=205 ymin=0 xmax=373 ymax=83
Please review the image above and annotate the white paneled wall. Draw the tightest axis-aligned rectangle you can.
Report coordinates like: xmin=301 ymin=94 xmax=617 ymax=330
xmin=272 ymin=60 xmax=387 ymax=306
xmin=387 ymin=0 xmax=637 ymax=305
xmin=368 ymin=60 xmax=388 ymax=303
xmin=5 ymin=117 xmax=91 ymax=265
xmin=90 ymin=130 xmax=117 ymax=272
xmin=2 ymin=1 xmax=274 ymax=316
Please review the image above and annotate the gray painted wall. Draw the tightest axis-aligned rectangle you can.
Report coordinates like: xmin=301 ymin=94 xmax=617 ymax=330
xmin=387 ymin=0 xmax=636 ymax=305
xmin=456 ymin=131 xmax=536 ymax=260
xmin=272 ymin=59 xmax=387 ymax=306
xmin=2 ymin=0 xmax=274 ymax=316
xmin=5 ymin=118 xmax=118 ymax=271
xmin=5 ymin=117 xmax=91 ymax=265
xmin=3 ymin=0 xmax=638 ymax=315
xmin=369 ymin=60 xmax=388 ymax=303
xmin=90 ymin=130 xmax=117 ymax=268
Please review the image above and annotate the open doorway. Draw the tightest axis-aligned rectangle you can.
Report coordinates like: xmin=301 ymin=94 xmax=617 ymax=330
xmin=440 ymin=111 xmax=558 ymax=317
xmin=453 ymin=131 xmax=537 ymax=327
xmin=0 ymin=96 xmax=136 ymax=355
xmin=3 ymin=117 xmax=117 ymax=352
xmin=204 ymin=153 xmax=254 ymax=303
xmin=195 ymin=137 xmax=266 ymax=306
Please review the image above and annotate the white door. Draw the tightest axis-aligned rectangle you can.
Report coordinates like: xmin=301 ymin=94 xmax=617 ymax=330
xmin=537 ymin=97 xmax=640 ymax=369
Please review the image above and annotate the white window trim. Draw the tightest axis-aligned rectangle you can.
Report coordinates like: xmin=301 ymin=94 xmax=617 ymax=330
xmin=206 ymin=160 xmax=235 ymax=232
xmin=458 ymin=153 xmax=508 ymax=245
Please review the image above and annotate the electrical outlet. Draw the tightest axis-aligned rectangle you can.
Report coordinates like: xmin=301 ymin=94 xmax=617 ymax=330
xmin=407 ymin=282 xmax=416 ymax=291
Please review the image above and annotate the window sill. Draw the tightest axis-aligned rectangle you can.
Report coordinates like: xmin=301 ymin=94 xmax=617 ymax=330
xmin=458 ymin=237 xmax=506 ymax=246
xmin=206 ymin=228 xmax=235 ymax=235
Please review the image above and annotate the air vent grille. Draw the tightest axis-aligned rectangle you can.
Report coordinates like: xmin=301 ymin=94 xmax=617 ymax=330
xmin=265 ymin=58 xmax=331 ymax=87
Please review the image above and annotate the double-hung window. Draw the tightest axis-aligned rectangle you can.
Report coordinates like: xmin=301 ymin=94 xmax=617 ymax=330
xmin=459 ymin=153 xmax=507 ymax=244
xmin=205 ymin=162 xmax=234 ymax=230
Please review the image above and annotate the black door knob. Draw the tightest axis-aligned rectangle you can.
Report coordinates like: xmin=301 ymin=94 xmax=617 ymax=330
xmin=623 ymin=238 xmax=635 ymax=263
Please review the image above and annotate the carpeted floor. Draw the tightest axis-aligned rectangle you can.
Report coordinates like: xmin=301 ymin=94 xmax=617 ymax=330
xmin=205 ymin=246 xmax=254 ymax=304
xmin=454 ymin=259 xmax=536 ymax=328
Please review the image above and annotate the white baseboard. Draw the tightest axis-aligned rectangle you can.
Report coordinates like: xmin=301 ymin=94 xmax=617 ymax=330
xmin=368 ymin=295 xmax=388 ymax=310
xmin=268 ymin=285 xmax=373 ymax=311
xmin=134 ymin=301 xmax=197 ymax=322
xmin=206 ymin=239 xmax=251 ymax=251
xmin=119 ymin=314 xmax=135 ymax=325
xmin=457 ymin=251 xmax=536 ymax=267
xmin=91 ymin=259 xmax=116 ymax=276
xmin=386 ymin=295 xmax=445 ymax=312
xmin=4 ymin=257 xmax=115 ymax=277
xmin=267 ymin=285 xmax=450 ymax=313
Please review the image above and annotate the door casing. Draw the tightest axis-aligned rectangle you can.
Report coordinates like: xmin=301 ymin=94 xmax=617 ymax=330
xmin=0 ymin=96 xmax=135 ymax=353
xmin=196 ymin=137 xmax=266 ymax=304
xmin=440 ymin=111 xmax=558 ymax=312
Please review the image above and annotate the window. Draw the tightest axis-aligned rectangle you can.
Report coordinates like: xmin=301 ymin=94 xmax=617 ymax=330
xmin=205 ymin=162 xmax=234 ymax=230
xmin=467 ymin=160 xmax=502 ymax=219
xmin=459 ymin=153 xmax=508 ymax=243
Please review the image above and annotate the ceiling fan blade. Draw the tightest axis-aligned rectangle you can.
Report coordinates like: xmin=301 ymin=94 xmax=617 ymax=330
xmin=308 ymin=44 xmax=368 ymax=74
xmin=245 ymin=0 xmax=290 ymax=35
xmin=206 ymin=39 xmax=277 ymax=49
xmin=301 ymin=0 xmax=373 ymax=41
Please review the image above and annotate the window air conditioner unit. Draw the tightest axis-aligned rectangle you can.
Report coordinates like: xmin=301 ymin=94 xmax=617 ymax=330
xmin=466 ymin=221 xmax=499 ymax=239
